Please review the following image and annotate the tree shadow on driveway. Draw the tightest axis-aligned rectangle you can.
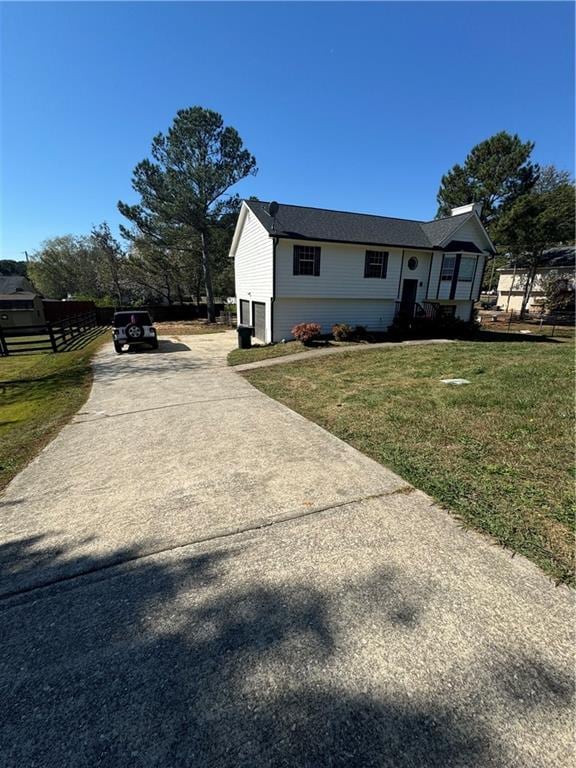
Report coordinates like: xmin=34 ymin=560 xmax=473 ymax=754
xmin=0 ymin=534 xmax=570 ymax=767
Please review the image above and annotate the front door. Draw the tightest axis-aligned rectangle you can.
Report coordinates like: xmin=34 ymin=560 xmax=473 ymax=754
xmin=400 ymin=279 xmax=418 ymax=319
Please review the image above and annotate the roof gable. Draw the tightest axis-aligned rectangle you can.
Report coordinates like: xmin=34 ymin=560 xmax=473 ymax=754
xmin=244 ymin=200 xmax=491 ymax=252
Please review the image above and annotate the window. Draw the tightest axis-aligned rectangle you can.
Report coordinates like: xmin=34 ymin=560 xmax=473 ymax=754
xmin=407 ymin=256 xmax=418 ymax=271
xmin=458 ymin=257 xmax=475 ymax=282
xmin=293 ymin=245 xmax=321 ymax=276
xmin=0 ymin=299 xmax=34 ymax=310
xmin=364 ymin=250 xmax=388 ymax=279
xmin=440 ymin=256 xmax=456 ymax=281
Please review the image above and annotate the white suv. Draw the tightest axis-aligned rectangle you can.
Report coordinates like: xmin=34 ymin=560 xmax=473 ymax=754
xmin=112 ymin=311 xmax=159 ymax=354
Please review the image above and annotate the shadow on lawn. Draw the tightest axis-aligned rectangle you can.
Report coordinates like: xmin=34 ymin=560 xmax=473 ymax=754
xmin=0 ymin=535 xmax=572 ymax=767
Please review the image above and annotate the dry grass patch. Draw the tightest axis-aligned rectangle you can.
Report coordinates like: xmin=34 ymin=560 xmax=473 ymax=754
xmin=244 ymin=337 xmax=575 ymax=584
xmin=156 ymin=321 xmax=228 ymax=336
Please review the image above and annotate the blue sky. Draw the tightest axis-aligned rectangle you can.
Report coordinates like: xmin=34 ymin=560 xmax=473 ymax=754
xmin=1 ymin=1 xmax=574 ymax=259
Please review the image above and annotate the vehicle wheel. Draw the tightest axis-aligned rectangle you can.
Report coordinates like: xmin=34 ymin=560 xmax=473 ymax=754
xmin=125 ymin=323 xmax=144 ymax=342
xmin=114 ymin=341 xmax=124 ymax=354
xmin=150 ymin=337 xmax=159 ymax=350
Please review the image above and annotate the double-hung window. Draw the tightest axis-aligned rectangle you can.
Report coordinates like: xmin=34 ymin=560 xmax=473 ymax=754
xmin=458 ymin=257 xmax=475 ymax=282
xmin=364 ymin=250 xmax=388 ymax=279
xmin=293 ymin=245 xmax=321 ymax=276
xmin=440 ymin=256 xmax=457 ymax=281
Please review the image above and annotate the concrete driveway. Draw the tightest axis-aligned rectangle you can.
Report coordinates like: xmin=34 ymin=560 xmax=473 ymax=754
xmin=0 ymin=332 xmax=573 ymax=767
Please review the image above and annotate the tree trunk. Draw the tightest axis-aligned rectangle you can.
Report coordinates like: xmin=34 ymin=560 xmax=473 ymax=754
xmin=200 ymin=230 xmax=216 ymax=323
xmin=519 ymin=256 xmax=539 ymax=320
xmin=165 ymin=275 xmax=172 ymax=305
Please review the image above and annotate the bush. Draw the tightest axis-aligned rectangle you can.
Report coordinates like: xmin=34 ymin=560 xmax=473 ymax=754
xmin=291 ymin=322 xmax=322 ymax=344
xmin=354 ymin=325 xmax=368 ymax=339
xmin=332 ymin=323 xmax=354 ymax=341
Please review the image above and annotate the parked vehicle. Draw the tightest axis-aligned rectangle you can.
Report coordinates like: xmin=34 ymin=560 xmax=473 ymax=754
xmin=112 ymin=311 xmax=158 ymax=353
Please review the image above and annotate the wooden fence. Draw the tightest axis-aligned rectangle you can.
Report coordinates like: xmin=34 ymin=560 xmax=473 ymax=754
xmin=0 ymin=312 xmax=100 ymax=356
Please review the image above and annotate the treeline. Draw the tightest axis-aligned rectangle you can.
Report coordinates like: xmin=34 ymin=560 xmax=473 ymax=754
xmin=28 ymin=221 xmax=235 ymax=307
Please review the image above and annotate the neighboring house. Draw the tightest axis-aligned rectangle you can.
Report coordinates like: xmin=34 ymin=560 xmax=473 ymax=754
xmin=0 ymin=275 xmax=45 ymax=328
xmin=231 ymin=200 xmax=495 ymax=342
xmin=496 ymin=247 xmax=575 ymax=313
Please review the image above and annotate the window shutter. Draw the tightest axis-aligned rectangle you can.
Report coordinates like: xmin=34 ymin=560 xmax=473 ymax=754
xmin=381 ymin=253 xmax=388 ymax=279
xmin=364 ymin=252 xmax=370 ymax=278
xmin=313 ymin=248 xmax=321 ymax=276
xmin=293 ymin=247 xmax=300 ymax=276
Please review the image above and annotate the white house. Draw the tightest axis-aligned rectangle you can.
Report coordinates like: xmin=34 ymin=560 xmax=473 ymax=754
xmin=496 ymin=247 xmax=575 ymax=313
xmin=230 ymin=200 xmax=495 ymax=343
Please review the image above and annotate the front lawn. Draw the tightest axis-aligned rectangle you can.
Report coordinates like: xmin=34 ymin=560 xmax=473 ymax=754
xmin=243 ymin=337 xmax=575 ymax=583
xmin=228 ymin=340 xmax=311 ymax=366
xmin=227 ymin=339 xmax=361 ymax=366
xmin=0 ymin=334 xmax=106 ymax=491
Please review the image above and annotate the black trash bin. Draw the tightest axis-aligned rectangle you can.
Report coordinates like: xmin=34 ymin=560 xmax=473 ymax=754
xmin=237 ymin=325 xmax=254 ymax=349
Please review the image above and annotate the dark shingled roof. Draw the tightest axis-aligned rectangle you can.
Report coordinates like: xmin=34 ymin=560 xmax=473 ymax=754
xmin=542 ymin=246 xmax=575 ymax=268
xmin=0 ymin=275 xmax=34 ymax=294
xmin=245 ymin=200 xmax=480 ymax=251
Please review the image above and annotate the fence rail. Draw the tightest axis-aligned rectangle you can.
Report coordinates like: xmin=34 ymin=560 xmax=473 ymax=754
xmin=0 ymin=312 xmax=100 ymax=356
xmin=477 ymin=309 xmax=575 ymax=338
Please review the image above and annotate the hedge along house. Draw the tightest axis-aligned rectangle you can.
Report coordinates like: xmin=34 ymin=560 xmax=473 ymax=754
xmin=230 ymin=200 xmax=495 ymax=343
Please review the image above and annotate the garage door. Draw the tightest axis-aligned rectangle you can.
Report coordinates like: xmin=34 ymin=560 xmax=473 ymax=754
xmin=253 ymin=302 xmax=266 ymax=342
xmin=239 ymin=299 xmax=250 ymax=325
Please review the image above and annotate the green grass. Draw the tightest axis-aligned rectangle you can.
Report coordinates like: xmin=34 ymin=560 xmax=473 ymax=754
xmin=228 ymin=340 xmax=311 ymax=366
xmin=243 ymin=337 xmax=575 ymax=584
xmin=227 ymin=339 xmax=362 ymax=366
xmin=0 ymin=334 xmax=106 ymax=491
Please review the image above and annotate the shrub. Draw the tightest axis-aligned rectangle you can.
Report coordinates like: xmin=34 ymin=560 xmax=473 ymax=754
xmin=354 ymin=325 xmax=368 ymax=339
xmin=291 ymin=322 xmax=322 ymax=344
xmin=332 ymin=323 xmax=354 ymax=341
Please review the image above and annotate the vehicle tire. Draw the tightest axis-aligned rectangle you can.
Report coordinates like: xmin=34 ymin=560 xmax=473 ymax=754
xmin=150 ymin=337 xmax=159 ymax=350
xmin=125 ymin=323 xmax=144 ymax=342
xmin=114 ymin=341 xmax=124 ymax=354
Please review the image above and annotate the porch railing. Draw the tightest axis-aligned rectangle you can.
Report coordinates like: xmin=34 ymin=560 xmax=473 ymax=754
xmin=394 ymin=301 xmax=439 ymax=322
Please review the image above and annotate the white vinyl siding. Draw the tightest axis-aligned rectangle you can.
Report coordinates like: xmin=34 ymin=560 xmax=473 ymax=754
xmin=273 ymin=299 xmax=397 ymax=341
xmin=234 ymin=207 xmax=273 ymax=342
xmin=234 ymin=209 xmax=273 ymax=300
xmin=276 ymin=240 xmax=403 ymax=299
xmin=447 ymin=216 xmax=493 ymax=252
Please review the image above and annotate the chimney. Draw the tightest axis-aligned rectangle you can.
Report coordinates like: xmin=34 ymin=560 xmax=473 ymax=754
xmin=450 ymin=202 xmax=483 ymax=217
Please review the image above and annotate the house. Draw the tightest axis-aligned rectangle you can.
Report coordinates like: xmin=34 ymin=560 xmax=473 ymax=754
xmin=230 ymin=200 xmax=495 ymax=342
xmin=0 ymin=275 xmax=45 ymax=328
xmin=496 ymin=247 xmax=575 ymax=313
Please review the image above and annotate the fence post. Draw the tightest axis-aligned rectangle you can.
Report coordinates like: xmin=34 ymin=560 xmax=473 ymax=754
xmin=47 ymin=322 xmax=57 ymax=353
xmin=0 ymin=325 xmax=7 ymax=356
